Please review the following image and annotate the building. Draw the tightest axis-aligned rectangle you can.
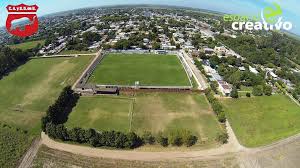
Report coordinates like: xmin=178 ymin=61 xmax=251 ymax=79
xmin=249 ymin=66 xmax=259 ymax=75
xmin=217 ymin=80 xmax=232 ymax=96
xmin=203 ymin=47 xmax=214 ymax=54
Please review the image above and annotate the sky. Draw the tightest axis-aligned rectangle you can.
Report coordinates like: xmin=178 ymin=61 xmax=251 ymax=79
xmin=0 ymin=0 xmax=299 ymax=35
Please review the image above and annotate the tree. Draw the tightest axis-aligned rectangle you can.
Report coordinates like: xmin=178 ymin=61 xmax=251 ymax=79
xmin=152 ymin=42 xmax=160 ymax=50
xmin=157 ymin=132 xmax=168 ymax=147
xmin=216 ymin=132 xmax=229 ymax=144
xmin=230 ymin=87 xmax=239 ymax=98
xmin=246 ymin=93 xmax=251 ymax=97
xmin=263 ymin=85 xmax=273 ymax=96
xmin=142 ymin=131 xmax=155 ymax=145
xmin=168 ymin=131 xmax=183 ymax=146
xmin=181 ymin=130 xmax=198 ymax=147
xmin=217 ymin=112 xmax=226 ymax=123
xmin=82 ymin=32 xmax=101 ymax=45
xmin=126 ymin=132 xmax=142 ymax=149
xmin=253 ymin=85 xmax=264 ymax=96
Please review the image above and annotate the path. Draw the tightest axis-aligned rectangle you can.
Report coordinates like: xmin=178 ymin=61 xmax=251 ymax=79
xmin=18 ymin=138 xmax=41 ymax=168
xmin=181 ymin=50 xmax=208 ymax=90
xmin=30 ymin=53 xmax=97 ymax=59
xmin=71 ymin=49 xmax=102 ymax=90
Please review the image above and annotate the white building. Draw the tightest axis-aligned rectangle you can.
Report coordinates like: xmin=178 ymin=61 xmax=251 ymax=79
xmin=249 ymin=66 xmax=259 ymax=75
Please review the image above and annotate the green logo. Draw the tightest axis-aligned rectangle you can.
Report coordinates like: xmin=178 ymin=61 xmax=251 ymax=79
xmin=262 ymin=2 xmax=283 ymax=24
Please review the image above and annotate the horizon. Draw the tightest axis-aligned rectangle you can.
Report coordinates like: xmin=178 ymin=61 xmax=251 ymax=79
xmin=0 ymin=0 xmax=299 ymax=35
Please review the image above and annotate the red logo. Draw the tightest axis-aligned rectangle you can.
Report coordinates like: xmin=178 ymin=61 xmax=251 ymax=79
xmin=6 ymin=4 xmax=39 ymax=37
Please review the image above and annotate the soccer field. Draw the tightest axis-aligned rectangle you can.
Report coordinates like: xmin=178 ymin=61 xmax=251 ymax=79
xmin=66 ymin=93 xmax=223 ymax=147
xmin=222 ymin=94 xmax=300 ymax=147
xmin=88 ymin=53 xmax=191 ymax=86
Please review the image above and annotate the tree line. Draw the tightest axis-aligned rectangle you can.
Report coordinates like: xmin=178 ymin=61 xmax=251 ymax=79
xmin=0 ymin=46 xmax=32 ymax=79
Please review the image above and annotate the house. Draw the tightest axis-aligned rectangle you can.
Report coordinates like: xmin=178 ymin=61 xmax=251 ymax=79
xmin=239 ymin=67 xmax=246 ymax=71
xmin=249 ymin=66 xmax=259 ymax=75
xmin=203 ymin=47 xmax=214 ymax=54
xmin=95 ymin=86 xmax=119 ymax=95
xmin=214 ymin=46 xmax=228 ymax=56
xmin=217 ymin=80 xmax=232 ymax=96
xmin=155 ymin=50 xmax=167 ymax=54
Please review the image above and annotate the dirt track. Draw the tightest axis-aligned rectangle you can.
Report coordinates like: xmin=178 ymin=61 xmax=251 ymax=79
xmin=39 ymin=125 xmax=300 ymax=168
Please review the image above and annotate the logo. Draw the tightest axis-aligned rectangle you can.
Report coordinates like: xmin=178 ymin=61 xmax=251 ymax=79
xmin=6 ymin=4 xmax=39 ymax=37
xmin=224 ymin=2 xmax=292 ymax=31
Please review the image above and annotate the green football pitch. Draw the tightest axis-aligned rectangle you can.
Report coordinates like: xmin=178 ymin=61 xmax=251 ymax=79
xmin=88 ymin=53 xmax=191 ymax=86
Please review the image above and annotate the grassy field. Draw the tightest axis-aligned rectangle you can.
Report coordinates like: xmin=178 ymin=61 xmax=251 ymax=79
xmin=31 ymin=145 xmax=238 ymax=168
xmin=9 ymin=40 xmax=45 ymax=50
xmin=0 ymin=56 xmax=93 ymax=135
xmin=66 ymin=93 xmax=222 ymax=148
xmin=66 ymin=96 xmax=133 ymax=132
xmin=0 ymin=56 xmax=93 ymax=167
xmin=88 ymin=53 xmax=191 ymax=86
xmin=222 ymin=94 xmax=300 ymax=147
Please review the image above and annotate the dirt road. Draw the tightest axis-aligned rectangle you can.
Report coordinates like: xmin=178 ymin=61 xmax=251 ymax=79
xmin=18 ymin=138 xmax=41 ymax=168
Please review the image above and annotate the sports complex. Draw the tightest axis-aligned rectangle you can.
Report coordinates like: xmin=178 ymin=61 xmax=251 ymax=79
xmin=68 ymin=50 xmax=222 ymax=148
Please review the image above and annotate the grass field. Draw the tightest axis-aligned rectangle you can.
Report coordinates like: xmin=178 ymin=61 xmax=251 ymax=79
xmin=66 ymin=93 xmax=222 ymax=148
xmin=0 ymin=56 xmax=93 ymax=135
xmin=221 ymin=94 xmax=300 ymax=147
xmin=88 ymin=53 xmax=191 ymax=86
xmin=66 ymin=96 xmax=133 ymax=132
xmin=0 ymin=56 xmax=93 ymax=167
xmin=9 ymin=40 xmax=45 ymax=50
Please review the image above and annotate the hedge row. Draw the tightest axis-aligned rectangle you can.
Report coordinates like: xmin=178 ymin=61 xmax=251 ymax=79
xmin=205 ymin=89 xmax=226 ymax=123
xmin=46 ymin=123 xmax=142 ymax=149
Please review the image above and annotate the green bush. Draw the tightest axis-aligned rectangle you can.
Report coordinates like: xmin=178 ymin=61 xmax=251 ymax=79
xmin=246 ymin=93 xmax=251 ymax=97
xmin=217 ymin=112 xmax=226 ymax=123
xmin=216 ymin=132 xmax=229 ymax=144
xmin=157 ymin=132 xmax=169 ymax=147
xmin=263 ymin=85 xmax=272 ymax=96
xmin=142 ymin=131 xmax=155 ymax=145
xmin=181 ymin=130 xmax=198 ymax=147
xmin=230 ymin=87 xmax=239 ymax=98
xmin=253 ymin=85 xmax=264 ymax=96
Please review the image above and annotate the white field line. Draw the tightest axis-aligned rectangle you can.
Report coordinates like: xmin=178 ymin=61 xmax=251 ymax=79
xmin=128 ymin=98 xmax=135 ymax=132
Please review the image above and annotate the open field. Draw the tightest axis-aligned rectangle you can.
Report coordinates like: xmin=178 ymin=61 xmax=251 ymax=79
xmin=66 ymin=93 xmax=223 ymax=148
xmin=0 ymin=56 xmax=93 ymax=167
xmin=88 ymin=53 xmax=191 ymax=86
xmin=221 ymin=94 xmax=300 ymax=147
xmin=0 ymin=56 xmax=93 ymax=134
xmin=9 ymin=40 xmax=45 ymax=50
xmin=31 ymin=145 xmax=238 ymax=168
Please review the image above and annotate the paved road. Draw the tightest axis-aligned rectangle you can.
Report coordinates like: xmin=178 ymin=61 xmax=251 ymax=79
xmin=180 ymin=50 xmax=208 ymax=90
xmin=71 ymin=50 xmax=101 ymax=90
